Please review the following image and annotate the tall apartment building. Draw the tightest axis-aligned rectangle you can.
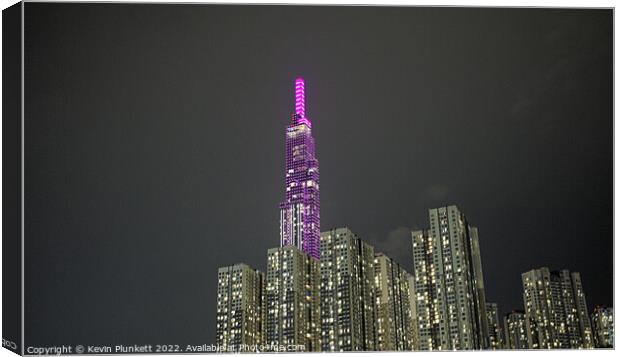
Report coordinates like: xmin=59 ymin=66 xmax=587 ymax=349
xmin=521 ymin=268 xmax=593 ymax=349
xmin=411 ymin=206 xmax=489 ymax=350
xmin=319 ymin=228 xmax=376 ymax=351
xmin=373 ymin=253 xmax=415 ymax=351
xmin=411 ymin=229 xmax=435 ymax=350
xmin=486 ymin=302 xmax=503 ymax=349
xmin=265 ymin=245 xmax=320 ymax=351
xmin=591 ymin=306 xmax=614 ymax=348
xmin=503 ymin=310 xmax=529 ymax=349
xmin=570 ymin=272 xmax=594 ymax=347
xmin=215 ymin=264 xmax=265 ymax=350
xmin=407 ymin=274 xmax=419 ymax=351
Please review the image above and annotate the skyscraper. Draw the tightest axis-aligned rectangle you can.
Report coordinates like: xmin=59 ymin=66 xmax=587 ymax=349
xmin=411 ymin=206 xmax=489 ymax=350
xmin=407 ymin=274 xmax=419 ymax=351
xmin=503 ymin=311 xmax=530 ymax=350
xmin=486 ymin=302 xmax=504 ymax=349
xmin=591 ymin=306 xmax=614 ymax=348
xmin=373 ymin=253 xmax=415 ymax=351
xmin=411 ymin=229 xmax=436 ymax=351
xmin=279 ymin=78 xmax=320 ymax=260
xmin=215 ymin=264 xmax=265 ymax=350
xmin=570 ymin=272 xmax=594 ymax=348
xmin=265 ymin=245 xmax=320 ymax=351
xmin=319 ymin=228 xmax=376 ymax=351
xmin=521 ymin=268 xmax=593 ymax=349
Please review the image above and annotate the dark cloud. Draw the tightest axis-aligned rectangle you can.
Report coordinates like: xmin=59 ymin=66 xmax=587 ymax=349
xmin=375 ymin=226 xmax=414 ymax=270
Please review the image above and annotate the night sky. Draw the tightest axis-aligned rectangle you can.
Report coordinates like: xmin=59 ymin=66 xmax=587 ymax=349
xmin=24 ymin=3 xmax=612 ymax=347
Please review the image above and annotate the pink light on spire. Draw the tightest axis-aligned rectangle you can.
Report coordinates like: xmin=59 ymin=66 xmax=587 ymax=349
xmin=295 ymin=77 xmax=305 ymax=118
xmin=281 ymin=76 xmax=319 ymax=259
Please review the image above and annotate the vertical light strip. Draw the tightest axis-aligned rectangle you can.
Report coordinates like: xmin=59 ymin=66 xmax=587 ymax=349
xmin=295 ymin=77 xmax=305 ymax=118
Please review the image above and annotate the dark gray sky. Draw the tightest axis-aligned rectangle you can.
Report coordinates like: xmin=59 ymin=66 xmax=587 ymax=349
xmin=25 ymin=3 xmax=612 ymax=347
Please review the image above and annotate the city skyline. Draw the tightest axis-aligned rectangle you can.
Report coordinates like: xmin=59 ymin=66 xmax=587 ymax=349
xmin=22 ymin=4 xmax=612 ymax=348
xmin=215 ymin=77 xmax=612 ymax=351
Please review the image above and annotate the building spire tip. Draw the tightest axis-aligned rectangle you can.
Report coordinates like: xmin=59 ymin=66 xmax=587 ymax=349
xmin=294 ymin=77 xmax=305 ymax=119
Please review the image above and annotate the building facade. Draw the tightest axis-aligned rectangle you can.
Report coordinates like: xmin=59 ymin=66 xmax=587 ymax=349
xmin=486 ymin=302 xmax=503 ymax=349
xmin=503 ymin=311 xmax=529 ymax=350
xmin=407 ymin=274 xmax=419 ymax=351
xmin=411 ymin=206 xmax=489 ymax=350
xmin=215 ymin=264 xmax=265 ymax=350
xmin=279 ymin=78 xmax=321 ymax=259
xmin=570 ymin=272 xmax=594 ymax=348
xmin=319 ymin=227 xmax=376 ymax=351
xmin=265 ymin=245 xmax=320 ymax=351
xmin=411 ymin=229 xmax=436 ymax=350
xmin=521 ymin=268 xmax=593 ymax=349
xmin=591 ymin=306 xmax=614 ymax=348
xmin=373 ymin=253 xmax=415 ymax=351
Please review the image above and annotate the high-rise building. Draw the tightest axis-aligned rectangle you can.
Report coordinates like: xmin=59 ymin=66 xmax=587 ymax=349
xmin=265 ymin=245 xmax=320 ymax=351
xmin=411 ymin=206 xmax=489 ymax=350
xmin=216 ymin=264 xmax=265 ymax=350
xmin=373 ymin=253 xmax=415 ymax=351
xmin=591 ymin=306 xmax=614 ymax=348
xmin=503 ymin=310 xmax=529 ymax=350
xmin=486 ymin=302 xmax=504 ymax=349
xmin=319 ymin=228 xmax=376 ymax=351
xmin=521 ymin=268 xmax=593 ymax=349
xmin=279 ymin=77 xmax=320 ymax=260
xmin=570 ymin=272 xmax=594 ymax=348
xmin=407 ymin=274 xmax=419 ymax=351
xmin=411 ymin=229 xmax=436 ymax=351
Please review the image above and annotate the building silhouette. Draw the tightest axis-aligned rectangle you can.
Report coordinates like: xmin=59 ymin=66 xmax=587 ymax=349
xmin=411 ymin=206 xmax=489 ymax=350
xmin=319 ymin=227 xmax=376 ymax=351
xmin=279 ymin=78 xmax=320 ymax=259
xmin=503 ymin=310 xmax=529 ymax=349
xmin=215 ymin=264 xmax=265 ymax=350
xmin=265 ymin=246 xmax=320 ymax=351
xmin=486 ymin=302 xmax=504 ymax=349
xmin=591 ymin=306 xmax=614 ymax=348
xmin=521 ymin=268 xmax=593 ymax=349
xmin=373 ymin=253 xmax=415 ymax=350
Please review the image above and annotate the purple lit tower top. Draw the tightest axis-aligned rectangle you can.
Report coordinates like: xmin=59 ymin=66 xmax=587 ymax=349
xmin=279 ymin=77 xmax=320 ymax=260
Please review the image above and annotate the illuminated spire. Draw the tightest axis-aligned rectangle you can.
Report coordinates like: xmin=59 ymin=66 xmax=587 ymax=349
xmin=295 ymin=77 xmax=305 ymax=117
xmin=293 ymin=77 xmax=311 ymax=127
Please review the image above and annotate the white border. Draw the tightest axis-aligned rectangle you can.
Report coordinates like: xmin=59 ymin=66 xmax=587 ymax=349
xmin=0 ymin=1 xmax=616 ymax=357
